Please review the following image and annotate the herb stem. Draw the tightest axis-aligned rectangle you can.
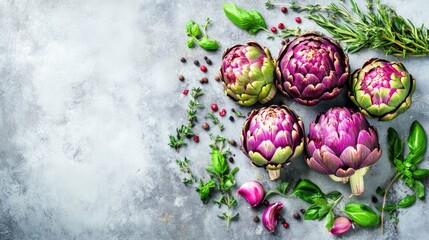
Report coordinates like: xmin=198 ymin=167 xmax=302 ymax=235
xmin=381 ymin=172 xmax=402 ymax=234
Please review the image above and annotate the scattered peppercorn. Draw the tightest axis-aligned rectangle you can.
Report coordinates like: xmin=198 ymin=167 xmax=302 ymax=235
xmin=247 ymin=111 xmax=251 ymax=116
xmin=281 ymin=7 xmax=288 ymax=13
xmin=182 ymin=89 xmax=189 ymax=95
xmin=252 ymin=215 xmax=260 ymax=222
xmin=293 ymin=213 xmax=301 ymax=220
xmin=204 ymin=56 xmax=208 ymax=60
xmin=279 ymin=217 xmax=285 ymax=223
xmin=194 ymin=60 xmax=200 ymax=66
xmin=193 ymin=135 xmax=199 ymax=143
xmin=278 ymin=23 xmax=285 ymax=29
xmin=229 ymin=139 xmax=237 ymax=146
xmin=202 ymin=122 xmax=210 ymax=130
xmin=263 ymin=200 xmax=270 ymax=206
xmin=200 ymin=65 xmax=207 ymax=72
xmin=211 ymin=104 xmax=219 ymax=111
xmin=214 ymin=75 xmax=220 ymax=81
xmin=281 ymin=40 xmax=286 ymax=45
xmin=180 ymin=57 xmax=186 ymax=63
xmin=178 ymin=75 xmax=185 ymax=81
xmin=271 ymin=27 xmax=277 ymax=33
xmin=372 ymin=195 xmax=378 ymax=203
xmin=219 ymin=109 xmax=227 ymax=117
xmin=283 ymin=222 xmax=289 ymax=228
xmin=229 ymin=116 xmax=235 ymax=122
xmin=231 ymin=108 xmax=236 ymax=113
xmin=200 ymin=77 xmax=208 ymax=84
xmin=300 ymin=209 xmax=306 ymax=214
xmin=228 ymin=157 xmax=234 ymax=163
xmin=295 ymin=17 xmax=302 ymax=23
xmin=206 ymin=59 xmax=212 ymax=65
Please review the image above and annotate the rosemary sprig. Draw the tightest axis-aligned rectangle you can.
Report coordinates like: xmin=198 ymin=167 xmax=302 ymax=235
xmin=266 ymin=0 xmax=429 ymax=57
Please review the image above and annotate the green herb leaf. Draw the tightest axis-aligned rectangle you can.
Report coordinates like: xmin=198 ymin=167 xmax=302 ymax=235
xmin=397 ymin=195 xmax=416 ymax=208
xmin=293 ymin=179 xmax=324 ymax=203
xmin=413 ymin=180 xmax=425 ymax=200
xmin=206 ymin=149 xmax=228 ymax=178
xmin=413 ymin=169 xmax=429 ymax=180
xmin=197 ymin=36 xmax=220 ymax=51
xmin=187 ymin=37 xmax=195 ymax=48
xmin=325 ymin=209 xmax=334 ymax=230
xmin=325 ymin=191 xmax=342 ymax=201
xmin=223 ymin=3 xmax=266 ymax=35
xmin=376 ymin=186 xmax=385 ymax=196
xmin=263 ymin=182 xmax=290 ymax=201
xmin=190 ymin=23 xmax=201 ymax=38
xmin=376 ymin=203 xmax=397 ymax=212
xmin=407 ymin=121 xmax=427 ymax=164
xmin=196 ymin=179 xmax=216 ymax=204
xmin=304 ymin=204 xmax=321 ymax=220
xmin=222 ymin=167 xmax=239 ymax=191
xmin=344 ymin=202 xmax=380 ymax=227
xmin=388 ymin=127 xmax=404 ymax=163
xmin=185 ymin=20 xmax=194 ymax=36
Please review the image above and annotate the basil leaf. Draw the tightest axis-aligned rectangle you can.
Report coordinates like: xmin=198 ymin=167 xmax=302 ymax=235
xmin=325 ymin=210 xmax=334 ymax=230
xmin=325 ymin=191 xmax=342 ymax=201
xmin=190 ymin=23 xmax=201 ymax=38
xmin=375 ymin=203 xmax=397 ymax=212
xmin=222 ymin=167 xmax=239 ymax=191
xmin=185 ymin=20 xmax=194 ymax=36
xmin=407 ymin=121 xmax=427 ymax=164
xmin=187 ymin=37 xmax=195 ymax=48
xmin=293 ymin=179 xmax=324 ymax=203
xmin=413 ymin=169 xmax=429 ymax=180
xmin=387 ymin=127 xmax=404 ymax=163
xmin=397 ymin=195 xmax=416 ymax=208
xmin=413 ymin=180 xmax=425 ymax=200
xmin=223 ymin=3 xmax=266 ymax=35
xmin=206 ymin=149 xmax=228 ymax=177
xmin=304 ymin=204 xmax=320 ymax=220
xmin=197 ymin=36 xmax=220 ymax=51
xmin=263 ymin=181 xmax=290 ymax=201
xmin=344 ymin=202 xmax=380 ymax=227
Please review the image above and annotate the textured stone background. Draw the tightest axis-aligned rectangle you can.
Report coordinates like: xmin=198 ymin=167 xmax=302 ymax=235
xmin=0 ymin=0 xmax=428 ymax=239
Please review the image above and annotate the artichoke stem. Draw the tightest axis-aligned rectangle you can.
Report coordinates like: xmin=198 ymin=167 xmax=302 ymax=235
xmin=267 ymin=169 xmax=281 ymax=180
xmin=349 ymin=167 xmax=369 ymax=196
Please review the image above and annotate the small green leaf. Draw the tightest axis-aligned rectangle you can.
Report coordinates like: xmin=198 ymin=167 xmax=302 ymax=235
xmin=304 ymin=204 xmax=320 ymax=220
xmin=407 ymin=121 xmax=427 ymax=164
xmin=185 ymin=20 xmax=194 ymax=36
xmin=344 ymin=202 xmax=380 ymax=227
xmin=196 ymin=179 xmax=216 ymax=204
xmin=375 ymin=203 xmax=397 ymax=212
xmin=206 ymin=149 xmax=228 ymax=178
xmin=293 ymin=179 xmax=325 ymax=203
xmin=413 ymin=169 xmax=429 ymax=180
xmin=187 ymin=37 xmax=195 ymax=48
xmin=223 ymin=3 xmax=266 ymax=35
xmin=325 ymin=191 xmax=342 ymax=201
xmin=190 ymin=23 xmax=201 ymax=38
xmin=413 ymin=180 xmax=425 ymax=200
xmin=197 ymin=36 xmax=220 ymax=51
xmin=325 ymin=210 xmax=335 ymax=230
xmin=397 ymin=195 xmax=416 ymax=208
xmin=263 ymin=182 xmax=290 ymax=201
xmin=387 ymin=127 xmax=404 ymax=163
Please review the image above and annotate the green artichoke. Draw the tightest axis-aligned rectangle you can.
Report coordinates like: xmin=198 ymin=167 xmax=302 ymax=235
xmin=348 ymin=58 xmax=416 ymax=121
xmin=220 ymin=41 xmax=277 ymax=106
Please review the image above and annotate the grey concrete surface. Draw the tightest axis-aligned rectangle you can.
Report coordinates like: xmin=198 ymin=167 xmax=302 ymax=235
xmin=0 ymin=0 xmax=428 ymax=239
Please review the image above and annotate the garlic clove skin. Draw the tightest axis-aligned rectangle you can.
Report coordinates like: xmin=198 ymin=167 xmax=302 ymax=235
xmin=262 ymin=201 xmax=283 ymax=233
xmin=329 ymin=217 xmax=352 ymax=236
xmin=237 ymin=181 xmax=265 ymax=207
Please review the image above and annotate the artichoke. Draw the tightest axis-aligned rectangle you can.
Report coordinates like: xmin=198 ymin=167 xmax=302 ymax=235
xmin=276 ymin=32 xmax=350 ymax=105
xmin=348 ymin=58 xmax=416 ymax=121
xmin=220 ymin=41 xmax=277 ymax=106
xmin=241 ymin=105 xmax=305 ymax=180
xmin=306 ymin=107 xmax=382 ymax=195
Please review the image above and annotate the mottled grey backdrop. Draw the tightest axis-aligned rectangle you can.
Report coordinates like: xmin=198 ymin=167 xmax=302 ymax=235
xmin=0 ymin=0 xmax=428 ymax=239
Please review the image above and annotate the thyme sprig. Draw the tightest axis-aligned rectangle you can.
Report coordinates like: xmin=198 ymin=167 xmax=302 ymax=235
xmin=176 ymin=157 xmax=198 ymax=185
xmin=266 ymin=0 xmax=429 ymax=57
xmin=206 ymin=112 xmax=224 ymax=132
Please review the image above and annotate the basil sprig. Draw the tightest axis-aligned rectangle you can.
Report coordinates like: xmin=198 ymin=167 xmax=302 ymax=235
xmin=185 ymin=18 xmax=220 ymax=51
xmin=223 ymin=3 xmax=266 ymax=35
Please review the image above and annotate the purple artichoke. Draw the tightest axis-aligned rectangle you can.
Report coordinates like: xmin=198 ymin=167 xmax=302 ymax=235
xmin=349 ymin=58 xmax=416 ymax=121
xmin=220 ymin=41 xmax=277 ymax=106
xmin=276 ymin=32 xmax=350 ymax=105
xmin=241 ymin=105 xmax=305 ymax=180
xmin=306 ymin=107 xmax=382 ymax=195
